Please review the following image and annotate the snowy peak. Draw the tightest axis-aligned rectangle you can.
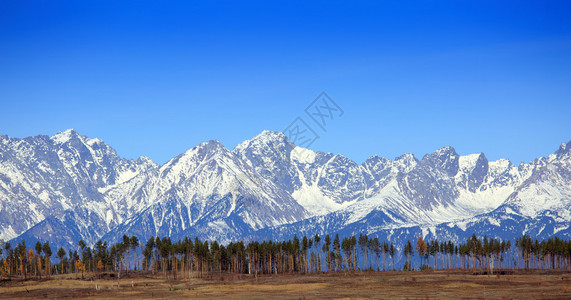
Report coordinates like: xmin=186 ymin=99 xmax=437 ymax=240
xmin=458 ymin=153 xmax=488 ymax=177
xmin=51 ymin=128 xmax=80 ymax=144
xmin=315 ymin=153 xmax=364 ymax=204
xmin=456 ymin=153 xmax=489 ymax=193
xmin=233 ymin=131 xmax=300 ymax=194
xmin=291 ymin=147 xmax=318 ymax=164
xmin=434 ymin=145 xmax=457 ymax=156
xmin=158 ymin=139 xmax=233 ymax=186
xmin=394 ymin=153 xmax=418 ymax=172
xmin=419 ymin=146 xmax=459 ymax=177
xmin=458 ymin=153 xmax=486 ymax=172
xmin=555 ymin=140 xmax=571 ymax=158
xmin=233 ymin=130 xmax=294 ymax=166
xmin=234 ymin=131 xmax=291 ymax=152
xmin=500 ymin=140 xmax=571 ymax=219
xmin=255 ymin=130 xmax=288 ymax=140
xmin=202 ymin=139 xmax=225 ymax=148
xmin=195 ymin=139 xmax=227 ymax=155
xmin=136 ymin=156 xmax=158 ymax=170
xmin=362 ymin=155 xmax=391 ymax=171
xmin=489 ymin=158 xmax=513 ymax=174
xmin=396 ymin=153 xmax=418 ymax=163
xmin=51 ymin=129 xmax=107 ymax=150
xmin=252 ymin=130 xmax=289 ymax=144
xmin=163 ymin=140 xmax=226 ymax=167
xmin=0 ymin=129 xmax=157 ymax=243
xmin=101 ymin=134 xmax=308 ymax=239
xmin=3 ymin=129 xmax=571 ymax=249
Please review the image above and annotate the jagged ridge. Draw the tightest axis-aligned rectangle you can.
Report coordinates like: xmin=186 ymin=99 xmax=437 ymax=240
xmin=1 ymin=130 xmax=570 ymax=249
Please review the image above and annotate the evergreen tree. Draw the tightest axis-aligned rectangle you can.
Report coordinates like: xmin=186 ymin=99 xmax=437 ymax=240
xmin=130 ymin=236 xmax=139 ymax=271
xmin=322 ymin=234 xmax=331 ymax=272
xmin=35 ymin=242 xmax=42 ymax=279
xmin=57 ymin=247 xmax=66 ymax=275
xmin=389 ymin=243 xmax=395 ymax=270
xmin=42 ymin=242 xmax=51 ymax=278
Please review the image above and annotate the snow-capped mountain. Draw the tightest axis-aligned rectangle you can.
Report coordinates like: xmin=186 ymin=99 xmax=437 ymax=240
xmin=1 ymin=130 xmax=570 ymax=249
xmin=102 ymin=139 xmax=307 ymax=244
xmin=0 ymin=129 xmax=157 ymax=243
xmin=259 ymin=141 xmax=571 ymax=245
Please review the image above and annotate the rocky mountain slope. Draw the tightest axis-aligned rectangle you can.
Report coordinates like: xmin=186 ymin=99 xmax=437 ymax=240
xmin=0 ymin=129 xmax=156 ymax=243
xmin=2 ymin=130 xmax=569 ymax=249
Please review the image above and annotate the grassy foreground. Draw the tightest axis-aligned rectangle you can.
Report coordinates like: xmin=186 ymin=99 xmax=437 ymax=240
xmin=0 ymin=270 xmax=570 ymax=299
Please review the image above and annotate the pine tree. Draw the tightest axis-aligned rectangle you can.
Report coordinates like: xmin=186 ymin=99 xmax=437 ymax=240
xmin=322 ymin=234 xmax=331 ymax=272
xmin=333 ymin=234 xmax=341 ymax=271
xmin=314 ymin=234 xmax=321 ymax=272
xmin=35 ymin=242 xmax=42 ymax=279
xmin=404 ymin=240 xmax=413 ymax=271
xmin=389 ymin=243 xmax=395 ymax=271
xmin=57 ymin=247 xmax=66 ymax=275
xmin=130 ymin=236 xmax=139 ymax=271
xmin=122 ymin=235 xmax=130 ymax=273
xmin=42 ymin=242 xmax=51 ymax=278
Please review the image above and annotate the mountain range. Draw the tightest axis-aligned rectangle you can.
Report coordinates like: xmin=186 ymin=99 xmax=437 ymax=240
xmin=1 ymin=129 xmax=570 ymax=249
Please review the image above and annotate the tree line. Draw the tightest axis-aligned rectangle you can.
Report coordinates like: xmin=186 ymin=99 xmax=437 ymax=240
xmin=1 ymin=233 xmax=570 ymax=280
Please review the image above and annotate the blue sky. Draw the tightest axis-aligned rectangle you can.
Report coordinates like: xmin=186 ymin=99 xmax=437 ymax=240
xmin=1 ymin=1 xmax=570 ymax=165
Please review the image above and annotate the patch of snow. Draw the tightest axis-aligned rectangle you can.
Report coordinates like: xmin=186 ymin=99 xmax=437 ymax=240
xmin=51 ymin=129 xmax=77 ymax=144
xmin=458 ymin=153 xmax=481 ymax=173
xmin=291 ymin=147 xmax=316 ymax=164
xmin=553 ymin=225 xmax=569 ymax=235
xmin=292 ymin=184 xmax=346 ymax=216
xmin=0 ymin=225 xmax=17 ymax=241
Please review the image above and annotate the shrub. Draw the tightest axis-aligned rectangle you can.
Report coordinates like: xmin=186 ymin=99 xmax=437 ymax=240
xmin=420 ymin=265 xmax=432 ymax=271
xmin=403 ymin=262 xmax=411 ymax=271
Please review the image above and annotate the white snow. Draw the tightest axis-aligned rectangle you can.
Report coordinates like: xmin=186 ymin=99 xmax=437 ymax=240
xmin=458 ymin=153 xmax=481 ymax=173
xmin=0 ymin=225 xmax=17 ymax=241
xmin=291 ymin=147 xmax=316 ymax=164
xmin=2 ymin=129 xmax=570 ymax=246
xmin=51 ymin=129 xmax=77 ymax=144
xmin=292 ymin=184 xmax=347 ymax=216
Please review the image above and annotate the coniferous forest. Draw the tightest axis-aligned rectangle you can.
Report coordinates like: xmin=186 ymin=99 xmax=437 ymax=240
xmin=2 ymin=233 xmax=571 ymax=280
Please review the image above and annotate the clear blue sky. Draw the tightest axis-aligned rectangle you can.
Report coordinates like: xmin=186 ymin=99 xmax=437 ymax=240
xmin=1 ymin=1 xmax=570 ymax=165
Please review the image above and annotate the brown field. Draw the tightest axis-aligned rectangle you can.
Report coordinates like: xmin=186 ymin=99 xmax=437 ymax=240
xmin=1 ymin=270 xmax=570 ymax=299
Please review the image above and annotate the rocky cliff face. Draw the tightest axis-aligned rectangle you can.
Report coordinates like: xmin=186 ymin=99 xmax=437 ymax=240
xmin=2 ymin=130 xmax=570 ymax=249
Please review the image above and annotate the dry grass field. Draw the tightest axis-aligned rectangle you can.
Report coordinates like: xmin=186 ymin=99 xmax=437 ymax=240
xmin=1 ymin=270 xmax=570 ymax=299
